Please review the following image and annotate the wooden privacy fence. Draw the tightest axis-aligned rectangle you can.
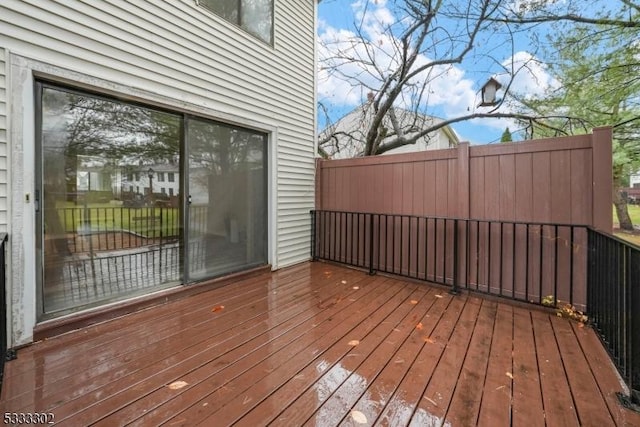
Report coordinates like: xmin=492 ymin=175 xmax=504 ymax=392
xmin=314 ymin=128 xmax=613 ymax=311
xmin=316 ymin=127 xmax=612 ymax=229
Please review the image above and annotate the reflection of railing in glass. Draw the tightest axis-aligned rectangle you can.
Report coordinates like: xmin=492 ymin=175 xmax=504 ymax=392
xmin=44 ymin=205 xmax=187 ymax=314
xmin=43 ymin=204 xmax=245 ymax=314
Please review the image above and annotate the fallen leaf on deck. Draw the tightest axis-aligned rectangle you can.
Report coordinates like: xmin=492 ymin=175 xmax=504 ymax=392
xmin=352 ymin=286 xmax=359 ymax=290
xmin=578 ymin=323 xmax=585 ymax=328
xmin=341 ymin=280 xmax=348 ymax=284
xmin=506 ymin=372 xmax=514 ymax=379
xmin=211 ymin=305 xmax=225 ymax=313
xmin=423 ymin=396 xmax=439 ymax=407
xmin=410 ymin=300 xmax=418 ymax=305
xmin=167 ymin=381 xmax=188 ymax=390
xmin=416 ymin=322 xmax=424 ymax=330
xmin=423 ymin=336 xmax=435 ymax=344
xmin=351 ymin=410 xmax=368 ymax=424
xmin=435 ymin=294 xmax=443 ymax=299
xmin=348 ymin=340 xmax=360 ymax=346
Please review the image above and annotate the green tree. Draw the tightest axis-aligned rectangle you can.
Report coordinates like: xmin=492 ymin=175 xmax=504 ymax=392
xmin=517 ymin=12 xmax=640 ymax=230
xmin=500 ymin=127 xmax=513 ymax=143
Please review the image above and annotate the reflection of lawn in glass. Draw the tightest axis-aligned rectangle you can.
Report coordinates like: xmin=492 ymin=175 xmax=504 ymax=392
xmin=56 ymin=202 xmax=180 ymax=238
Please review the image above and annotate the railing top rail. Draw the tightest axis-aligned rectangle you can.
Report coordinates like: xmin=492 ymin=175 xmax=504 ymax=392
xmin=310 ymin=209 xmax=591 ymax=229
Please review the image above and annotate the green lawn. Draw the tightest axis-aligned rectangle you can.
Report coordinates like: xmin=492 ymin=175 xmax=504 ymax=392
xmin=55 ymin=202 xmax=180 ymax=238
xmin=614 ymin=204 xmax=640 ymax=225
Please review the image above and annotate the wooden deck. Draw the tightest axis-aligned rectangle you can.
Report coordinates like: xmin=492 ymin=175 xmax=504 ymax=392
xmin=1 ymin=262 xmax=638 ymax=426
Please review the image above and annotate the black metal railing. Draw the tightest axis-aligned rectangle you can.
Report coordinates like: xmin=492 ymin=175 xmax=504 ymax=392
xmin=0 ymin=233 xmax=8 ymax=389
xmin=588 ymin=229 xmax=640 ymax=408
xmin=310 ymin=210 xmax=589 ymax=308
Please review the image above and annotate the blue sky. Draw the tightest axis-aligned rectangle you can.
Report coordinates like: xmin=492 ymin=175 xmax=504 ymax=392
xmin=317 ymin=0 xmax=560 ymax=144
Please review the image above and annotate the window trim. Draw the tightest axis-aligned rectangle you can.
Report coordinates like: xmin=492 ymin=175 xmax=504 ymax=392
xmin=195 ymin=0 xmax=275 ymax=46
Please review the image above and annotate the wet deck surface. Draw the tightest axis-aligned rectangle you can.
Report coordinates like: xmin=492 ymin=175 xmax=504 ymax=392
xmin=1 ymin=262 xmax=638 ymax=426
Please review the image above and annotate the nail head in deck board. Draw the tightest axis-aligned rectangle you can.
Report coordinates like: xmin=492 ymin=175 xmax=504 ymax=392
xmin=1 ymin=262 xmax=635 ymax=426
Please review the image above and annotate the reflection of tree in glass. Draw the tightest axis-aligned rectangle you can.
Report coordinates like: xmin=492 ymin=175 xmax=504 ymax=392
xmin=188 ymin=119 xmax=259 ymax=177
xmin=41 ymin=87 xmax=181 ymax=271
xmin=199 ymin=0 xmax=238 ymax=22
xmin=241 ymin=0 xmax=272 ymax=43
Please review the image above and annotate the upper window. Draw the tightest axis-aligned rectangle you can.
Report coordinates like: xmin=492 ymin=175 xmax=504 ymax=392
xmin=197 ymin=0 xmax=274 ymax=45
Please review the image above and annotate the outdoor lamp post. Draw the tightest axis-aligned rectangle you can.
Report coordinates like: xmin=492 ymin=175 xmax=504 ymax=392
xmin=479 ymin=77 xmax=502 ymax=107
xmin=148 ymin=167 xmax=154 ymax=196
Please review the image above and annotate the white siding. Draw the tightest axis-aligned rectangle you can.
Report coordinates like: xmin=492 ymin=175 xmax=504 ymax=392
xmin=0 ymin=0 xmax=316 ymax=345
xmin=0 ymin=47 xmax=7 ymax=231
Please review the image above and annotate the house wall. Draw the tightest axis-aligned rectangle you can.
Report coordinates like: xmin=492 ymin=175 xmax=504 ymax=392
xmin=315 ymin=128 xmax=614 ymax=311
xmin=0 ymin=48 xmax=7 ymax=232
xmin=0 ymin=0 xmax=316 ymax=346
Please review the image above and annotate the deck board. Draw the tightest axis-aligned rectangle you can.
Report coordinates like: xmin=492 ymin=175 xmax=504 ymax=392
xmin=476 ymin=303 xmax=514 ymax=427
xmin=1 ymin=262 xmax=638 ymax=427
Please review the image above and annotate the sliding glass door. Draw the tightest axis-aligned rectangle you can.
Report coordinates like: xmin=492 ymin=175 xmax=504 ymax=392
xmin=186 ymin=118 xmax=268 ymax=280
xmin=36 ymin=82 xmax=268 ymax=319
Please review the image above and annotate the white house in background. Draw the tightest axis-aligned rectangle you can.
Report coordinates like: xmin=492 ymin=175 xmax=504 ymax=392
xmin=320 ymin=101 xmax=460 ymax=159
xmin=0 ymin=0 xmax=317 ymax=347
xmin=630 ymin=171 xmax=640 ymax=188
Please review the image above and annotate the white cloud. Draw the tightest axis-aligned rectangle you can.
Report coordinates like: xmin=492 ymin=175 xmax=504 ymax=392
xmin=318 ymin=3 xmax=559 ymax=134
xmin=496 ymin=51 xmax=560 ymax=98
xmin=318 ymin=1 xmax=479 ymax=117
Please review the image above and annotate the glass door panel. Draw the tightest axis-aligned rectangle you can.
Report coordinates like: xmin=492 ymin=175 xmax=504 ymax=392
xmin=186 ymin=118 xmax=267 ymax=281
xmin=37 ymin=84 xmax=182 ymax=317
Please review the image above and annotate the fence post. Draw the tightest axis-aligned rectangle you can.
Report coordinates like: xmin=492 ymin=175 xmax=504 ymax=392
xmin=592 ymin=127 xmax=613 ymax=233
